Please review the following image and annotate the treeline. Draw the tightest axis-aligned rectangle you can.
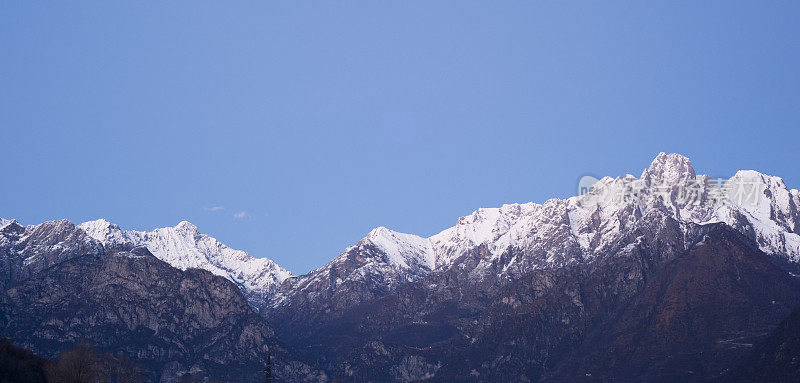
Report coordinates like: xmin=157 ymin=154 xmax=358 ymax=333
xmin=0 ymin=338 xmax=142 ymax=383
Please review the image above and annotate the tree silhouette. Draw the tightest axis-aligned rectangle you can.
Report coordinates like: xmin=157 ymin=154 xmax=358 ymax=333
xmin=44 ymin=340 xmax=142 ymax=383
xmin=262 ymin=352 xmax=273 ymax=383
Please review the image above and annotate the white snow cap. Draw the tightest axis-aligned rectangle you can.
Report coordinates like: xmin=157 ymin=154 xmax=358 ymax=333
xmin=641 ymin=152 xmax=696 ymax=184
xmin=364 ymin=226 xmax=436 ymax=270
xmin=174 ymin=220 xmax=199 ymax=234
xmin=78 ymin=219 xmax=127 ymax=245
xmin=366 ymin=152 xmax=800 ymax=272
xmin=77 ymin=219 xmax=292 ymax=297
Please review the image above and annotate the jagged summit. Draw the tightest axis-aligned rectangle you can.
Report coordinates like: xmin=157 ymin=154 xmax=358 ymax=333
xmin=79 ymin=218 xmax=126 ymax=245
xmin=641 ymin=152 xmax=696 ymax=184
xmin=174 ymin=220 xmax=199 ymax=234
xmin=0 ymin=218 xmax=15 ymax=232
xmin=76 ymin=219 xmax=291 ymax=306
xmin=363 ymin=226 xmax=435 ymax=270
xmin=0 ymin=219 xmax=24 ymax=235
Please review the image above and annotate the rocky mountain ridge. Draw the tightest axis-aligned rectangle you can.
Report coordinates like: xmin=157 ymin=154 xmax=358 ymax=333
xmin=10 ymin=154 xmax=795 ymax=318
xmin=0 ymin=218 xmax=324 ymax=382
xmin=4 ymin=152 xmax=800 ymax=381
xmin=268 ymin=153 xmax=800 ymax=314
xmin=261 ymin=153 xmax=800 ymax=381
xmin=76 ymin=219 xmax=291 ymax=307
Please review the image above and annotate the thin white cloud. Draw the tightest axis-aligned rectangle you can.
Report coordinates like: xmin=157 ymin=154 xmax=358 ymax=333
xmin=233 ymin=210 xmax=250 ymax=219
xmin=204 ymin=206 xmax=225 ymax=212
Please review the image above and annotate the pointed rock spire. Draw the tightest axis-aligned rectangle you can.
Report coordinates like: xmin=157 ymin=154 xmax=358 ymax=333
xmin=641 ymin=152 xmax=696 ymax=184
xmin=174 ymin=220 xmax=199 ymax=235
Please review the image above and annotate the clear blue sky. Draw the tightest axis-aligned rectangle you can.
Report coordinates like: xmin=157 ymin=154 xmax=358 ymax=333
xmin=2 ymin=2 xmax=798 ymax=273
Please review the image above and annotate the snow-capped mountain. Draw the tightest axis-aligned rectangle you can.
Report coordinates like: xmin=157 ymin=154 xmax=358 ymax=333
xmin=269 ymin=226 xmax=436 ymax=311
xmin=0 ymin=219 xmax=104 ymax=287
xmin=271 ymin=153 xmax=800 ymax=310
xmin=5 ymin=153 xmax=800 ymax=381
xmin=428 ymin=152 xmax=800 ymax=274
xmin=484 ymin=153 xmax=794 ymax=266
xmin=264 ymin=153 xmax=800 ymax=381
xmin=9 ymin=153 xmax=797 ymax=315
xmin=77 ymin=219 xmax=291 ymax=305
xmin=0 ymin=217 xmax=324 ymax=382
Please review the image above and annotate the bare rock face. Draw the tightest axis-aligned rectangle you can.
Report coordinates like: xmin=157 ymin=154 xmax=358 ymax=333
xmin=0 ymin=220 xmax=324 ymax=383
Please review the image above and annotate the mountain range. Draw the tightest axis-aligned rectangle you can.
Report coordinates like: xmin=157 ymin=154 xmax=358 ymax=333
xmin=3 ymin=153 xmax=800 ymax=381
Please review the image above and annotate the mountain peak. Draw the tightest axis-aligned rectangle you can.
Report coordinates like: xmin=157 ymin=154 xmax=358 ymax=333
xmin=77 ymin=219 xmax=126 ymax=246
xmin=0 ymin=218 xmax=23 ymax=234
xmin=366 ymin=226 xmax=391 ymax=238
xmin=174 ymin=220 xmax=199 ymax=235
xmin=74 ymin=218 xmax=291 ymax=302
xmin=81 ymin=218 xmax=119 ymax=230
xmin=363 ymin=226 xmax=436 ymax=270
xmin=642 ymin=152 xmax=696 ymax=184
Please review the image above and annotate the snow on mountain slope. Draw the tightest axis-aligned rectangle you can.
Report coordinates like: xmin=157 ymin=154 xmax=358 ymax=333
xmin=77 ymin=218 xmax=128 ymax=246
xmin=429 ymin=153 xmax=800 ymax=273
xmin=272 ymin=153 xmax=800 ymax=310
xmin=718 ymin=170 xmax=800 ymax=261
xmin=0 ymin=219 xmax=105 ymax=283
xmin=430 ymin=200 xmax=582 ymax=271
xmin=366 ymin=226 xmax=436 ymax=270
xmin=77 ymin=219 xmax=291 ymax=303
xmin=10 ymin=153 xmax=796 ymax=314
xmin=269 ymin=226 xmax=437 ymax=309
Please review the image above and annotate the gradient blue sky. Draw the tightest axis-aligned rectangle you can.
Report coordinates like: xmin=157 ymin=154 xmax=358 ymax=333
xmin=2 ymin=2 xmax=798 ymax=273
